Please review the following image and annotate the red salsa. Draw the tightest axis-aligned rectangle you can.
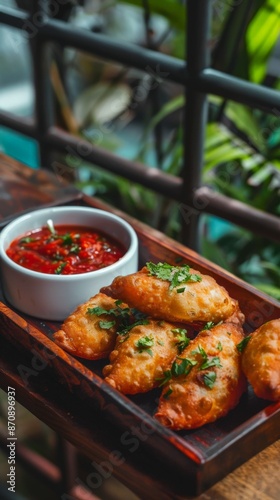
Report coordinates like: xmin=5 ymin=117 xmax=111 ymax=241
xmin=6 ymin=224 xmax=126 ymax=275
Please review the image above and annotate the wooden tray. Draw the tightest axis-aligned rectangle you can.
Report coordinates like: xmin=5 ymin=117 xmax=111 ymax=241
xmin=0 ymin=195 xmax=280 ymax=497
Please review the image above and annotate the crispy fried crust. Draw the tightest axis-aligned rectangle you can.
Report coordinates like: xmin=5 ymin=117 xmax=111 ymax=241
xmin=101 ymin=266 xmax=236 ymax=324
xmin=53 ymin=293 xmax=126 ymax=360
xmin=103 ymin=320 xmax=183 ymax=394
xmin=154 ymin=317 xmax=247 ymax=430
xmin=241 ymin=319 xmax=280 ymax=401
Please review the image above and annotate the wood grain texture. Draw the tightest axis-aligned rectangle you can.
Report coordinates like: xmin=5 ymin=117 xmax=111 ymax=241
xmin=0 ymin=153 xmax=82 ymax=226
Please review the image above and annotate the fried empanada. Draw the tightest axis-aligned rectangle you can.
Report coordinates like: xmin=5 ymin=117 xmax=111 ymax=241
xmin=154 ymin=317 xmax=247 ymax=430
xmin=101 ymin=262 xmax=236 ymax=324
xmin=103 ymin=320 xmax=190 ymax=394
xmin=241 ymin=318 xmax=280 ymax=401
xmin=53 ymin=293 xmax=130 ymax=360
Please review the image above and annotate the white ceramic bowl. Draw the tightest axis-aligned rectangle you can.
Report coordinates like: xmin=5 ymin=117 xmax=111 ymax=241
xmin=0 ymin=206 xmax=138 ymax=320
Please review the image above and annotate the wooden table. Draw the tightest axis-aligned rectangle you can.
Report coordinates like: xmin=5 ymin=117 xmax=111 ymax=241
xmin=0 ymin=153 xmax=279 ymax=500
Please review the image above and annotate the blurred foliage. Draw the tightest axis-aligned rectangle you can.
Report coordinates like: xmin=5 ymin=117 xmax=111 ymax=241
xmin=57 ymin=0 xmax=279 ymax=299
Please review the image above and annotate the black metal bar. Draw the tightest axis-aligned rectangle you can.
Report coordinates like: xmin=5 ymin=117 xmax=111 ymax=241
xmin=29 ymin=1 xmax=55 ymax=167
xmin=0 ymin=112 xmax=276 ymax=242
xmin=1 ymin=6 xmax=280 ymax=114
xmin=194 ymin=186 xmax=280 ymax=244
xmin=0 ymin=5 xmax=27 ymax=29
xmin=55 ymin=435 xmax=78 ymax=494
xmin=0 ymin=112 xmax=37 ymax=138
xmin=45 ymin=128 xmax=280 ymax=243
xmin=182 ymin=0 xmax=211 ymax=249
xmin=40 ymin=18 xmax=186 ymax=84
xmin=0 ymin=2 xmax=279 ymax=248
xmin=0 ymin=6 xmax=186 ymax=85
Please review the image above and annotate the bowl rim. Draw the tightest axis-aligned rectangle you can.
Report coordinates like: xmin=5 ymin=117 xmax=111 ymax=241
xmin=0 ymin=206 xmax=138 ymax=281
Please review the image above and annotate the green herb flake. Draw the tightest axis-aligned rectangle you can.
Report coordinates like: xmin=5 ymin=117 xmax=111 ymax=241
xmin=54 ymin=262 xmax=67 ymax=274
xmin=61 ymin=233 xmax=73 ymax=246
xmin=163 ymin=387 xmax=173 ymax=399
xmin=157 ymin=340 xmax=165 ymax=346
xmin=202 ymin=371 xmax=217 ymax=389
xmin=217 ymin=341 xmax=223 ymax=351
xmin=69 ymin=244 xmax=80 ymax=254
xmin=157 ymin=320 xmax=165 ymax=327
xmin=200 ymin=356 xmax=222 ymax=370
xmin=146 ymin=261 xmax=202 ymax=291
xmin=99 ymin=320 xmax=116 ymax=330
xmin=171 ymin=328 xmax=190 ymax=354
xmin=201 ymin=321 xmax=216 ymax=331
xmin=158 ymin=357 xmax=197 ymax=386
xmin=87 ymin=302 xmax=149 ymax=339
xmin=192 ymin=344 xmax=222 ymax=370
xmin=158 ymin=370 xmax=172 ymax=386
xmin=237 ymin=336 xmax=251 ymax=352
xmin=191 ymin=345 xmax=208 ymax=361
xmin=118 ymin=319 xmax=149 ymax=337
xmin=87 ymin=306 xmax=109 ymax=316
xmin=20 ymin=237 xmax=36 ymax=244
xmin=135 ymin=336 xmax=154 ymax=356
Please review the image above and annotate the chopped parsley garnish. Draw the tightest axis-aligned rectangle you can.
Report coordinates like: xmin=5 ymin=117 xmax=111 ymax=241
xmin=69 ymin=244 xmax=80 ymax=254
xmin=237 ymin=336 xmax=251 ymax=352
xmin=20 ymin=237 xmax=36 ymax=244
xmin=201 ymin=321 xmax=216 ymax=331
xmin=61 ymin=233 xmax=73 ymax=246
xmin=54 ymin=262 xmax=67 ymax=274
xmin=200 ymin=356 xmax=222 ymax=370
xmin=87 ymin=302 xmax=130 ymax=319
xmin=135 ymin=336 xmax=154 ymax=356
xmin=191 ymin=345 xmax=208 ymax=361
xmin=171 ymin=328 xmax=190 ymax=354
xmin=216 ymin=341 xmax=223 ymax=351
xmin=99 ymin=320 xmax=116 ymax=330
xmin=201 ymin=321 xmax=223 ymax=331
xmin=192 ymin=345 xmax=222 ymax=370
xmin=146 ymin=261 xmax=202 ymax=293
xmin=163 ymin=388 xmax=173 ymax=399
xmin=118 ymin=319 xmax=149 ymax=337
xmin=87 ymin=301 xmax=148 ymax=338
xmin=202 ymin=371 xmax=217 ymax=389
xmin=158 ymin=340 xmax=223 ymax=392
xmin=190 ymin=344 xmax=222 ymax=388
xmin=158 ymin=357 xmax=197 ymax=386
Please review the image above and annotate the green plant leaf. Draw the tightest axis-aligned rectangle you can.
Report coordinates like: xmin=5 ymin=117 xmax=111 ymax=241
xmin=201 ymin=237 xmax=234 ymax=273
xmin=204 ymin=142 xmax=249 ymax=172
xmin=254 ymin=283 xmax=280 ymax=300
xmin=224 ymin=103 xmax=261 ymax=150
xmin=246 ymin=0 xmax=280 ymax=83
xmin=148 ymin=95 xmax=184 ymax=131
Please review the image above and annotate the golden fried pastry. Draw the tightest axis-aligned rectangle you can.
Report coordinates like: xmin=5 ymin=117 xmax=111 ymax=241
xmin=241 ymin=319 xmax=280 ymax=401
xmin=103 ymin=320 xmax=190 ymax=394
xmin=53 ymin=293 xmax=130 ymax=360
xmin=101 ymin=262 xmax=236 ymax=324
xmin=154 ymin=317 xmax=247 ymax=430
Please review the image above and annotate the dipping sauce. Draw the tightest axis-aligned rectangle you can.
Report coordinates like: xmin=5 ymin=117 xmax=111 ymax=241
xmin=6 ymin=224 xmax=126 ymax=275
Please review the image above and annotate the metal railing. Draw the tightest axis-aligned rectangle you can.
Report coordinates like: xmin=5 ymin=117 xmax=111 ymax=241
xmin=0 ymin=0 xmax=279 ymax=249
